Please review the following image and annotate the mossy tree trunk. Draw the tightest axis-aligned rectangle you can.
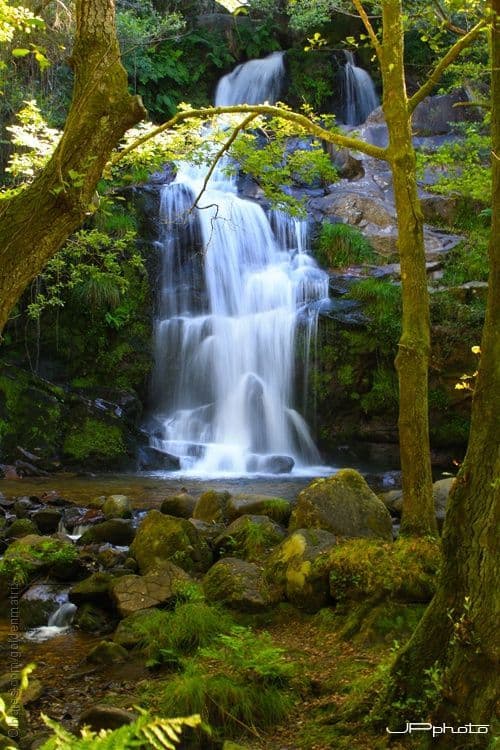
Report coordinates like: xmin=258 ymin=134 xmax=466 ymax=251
xmin=380 ymin=0 xmax=436 ymax=536
xmin=381 ymin=4 xmax=499 ymax=743
xmin=0 ymin=0 xmax=145 ymax=335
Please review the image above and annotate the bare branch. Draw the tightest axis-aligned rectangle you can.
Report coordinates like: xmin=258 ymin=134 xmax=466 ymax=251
xmin=190 ymin=113 xmax=259 ymax=211
xmin=113 ymin=104 xmax=389 ymax=165
xmin=408 ymin=16 xmax=489 ymax=114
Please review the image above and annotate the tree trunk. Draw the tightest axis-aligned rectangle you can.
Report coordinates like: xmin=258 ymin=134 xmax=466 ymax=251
xmin=0 ymin=0 xmax=145 ymax=334
xmin=383 ymin=3 xmax=499 ymax=743
xmin=381 ymin=0 xmax=436 ymax=536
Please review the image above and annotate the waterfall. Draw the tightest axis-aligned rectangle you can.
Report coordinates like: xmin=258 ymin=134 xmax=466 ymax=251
xmin=342 ymin=51 xmax=379 ymax=126
xmin=149 ymin=53 xmax=329 ymax=476
xmin=26 ymin=601 xmax=76 ymax=641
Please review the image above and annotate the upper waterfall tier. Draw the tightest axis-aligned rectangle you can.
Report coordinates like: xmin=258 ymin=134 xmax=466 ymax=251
xmin=215 ymin=51 xmax=285 ymax=106
xmin=342 ymin=51 xmax=379 ymax=126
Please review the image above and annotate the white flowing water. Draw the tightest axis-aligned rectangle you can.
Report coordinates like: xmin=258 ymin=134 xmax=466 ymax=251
xmin=149 ymin=53 xmax=330 ymax=476
xmin=342 ymin=51 xmax=379 ymax=126
xmin=25 ymin=601 xmax=77 ymax=642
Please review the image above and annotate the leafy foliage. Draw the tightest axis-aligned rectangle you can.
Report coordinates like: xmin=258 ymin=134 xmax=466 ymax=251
xmin=3 ymin=99 xmax=60 ymax=184
xmin=347 ymin=277 xmax=402 ymax=352
xmin=39 ymin=711 xmax=203 ymax=750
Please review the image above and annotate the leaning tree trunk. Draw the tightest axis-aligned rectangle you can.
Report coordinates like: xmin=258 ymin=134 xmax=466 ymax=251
xmin=381 ymin=0 xmax=436 ymax=536
xmin=0 ymin=0 xmax=145 ymax=334
xmin=381 ymin=3 xmax=499 ymax=744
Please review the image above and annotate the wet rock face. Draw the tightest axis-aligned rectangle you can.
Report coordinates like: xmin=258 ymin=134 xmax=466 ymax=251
xmin=290 ymin=469 xmax=393 ymax=541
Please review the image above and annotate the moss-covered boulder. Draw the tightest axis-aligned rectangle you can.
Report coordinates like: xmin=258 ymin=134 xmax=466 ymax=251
xmin=78 ymin=519 xmax=135 ymax=547
xmin=328 ymin=537 xmax=440 ymax=603
xmin=265 ymin=529 xmax=337 ymax=612
xmin=102 ymin=495 xmax=133 ymax=520
xmin=130 ymin=510 xmax=212 ymax=574
xmin=69 ymin=572 xmax=116 ymax=607
xmin=112 ymin=608 xmax=156 ymax=648
xmin=85 ymin=640 xmax=129 ymax=665
xmin=215 ymin=515 xmax=286 ymax=562
xmin=203 ymin=557 xmax=282 ymax=612
xmin=6 ymin=518 xmax=38 ymax=539
xmin=73 ymin=603 xmax=117 ymax=634
xmin=226 ymin=495 xmax=292 ymax=524
xmin=289 ymin=470 xmax=392 ymax=540
xmin=192 ymin=490 xmax=232 ymax=524
xmin=0 ymin=535 xmax=78 ymax=589
xmin=161 ymin=492 xmax=197 ymax=519
xmin=111 ymin=562 xmax=191 ymax=617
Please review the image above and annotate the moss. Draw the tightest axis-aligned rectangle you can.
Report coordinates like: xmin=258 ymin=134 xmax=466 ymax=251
xmin=0 ymin=535 xmax=77 ymax=585
xmin=328 ymin=537 xmax=441 ymax=604
xmin=63 ymin=418 xmax=126 ymax=461
xmin=7 ymin=518 xmax=38 ymax=538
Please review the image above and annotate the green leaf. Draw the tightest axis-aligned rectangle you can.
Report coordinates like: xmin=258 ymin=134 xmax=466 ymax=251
xmin=12 ymin=48 xmax=30 ymax=57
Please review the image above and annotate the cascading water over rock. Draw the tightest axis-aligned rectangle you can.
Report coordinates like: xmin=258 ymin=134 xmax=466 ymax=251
xmin=149 ymin=53 xmax=329 ymax=475
xmin=341 ymin=51 xmax=379 ymax=126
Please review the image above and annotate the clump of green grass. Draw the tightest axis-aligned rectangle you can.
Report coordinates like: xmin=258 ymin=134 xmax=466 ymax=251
xmin=316 ymin=223 xmax=376 ymax=269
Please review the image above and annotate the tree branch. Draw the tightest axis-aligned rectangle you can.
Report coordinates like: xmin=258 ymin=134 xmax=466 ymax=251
xmin=113 ymin=104 xmax=389 ymax=165
xmin=408 ymin=16 xmax=489 ymax=114
xmin=190 ymin=113 xmax=259 ymax=211
xmin=352 ymin=0 xmax=383 ymax=62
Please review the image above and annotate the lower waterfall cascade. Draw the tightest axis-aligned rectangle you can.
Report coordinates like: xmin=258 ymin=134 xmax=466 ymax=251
xmin=148 ymin=52 xmax=332 ymax=476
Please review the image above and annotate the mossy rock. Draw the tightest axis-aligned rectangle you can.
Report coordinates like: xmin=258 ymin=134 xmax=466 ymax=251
xmin=6 ymin=518 xmax=38 ymax=539
xmin=74 ymin=603 xmax=117 ymax=634
xmin=290 ymin=469 xmax=392 ymax=540
xmin=85 ymin=640 xmax=129 ymax=665
xmin=130 ymin=510 xmax=212 ymax=574
xmin=203 ymin=557 xmax=282 ymax=612
xmin=78 ymin=519 xmax=135 ymax=547
xmin=265 ymin=529 xmax=337 ymax=613
xmin=215 ymin=515 xmax=286 ymax=562
xmin=192 ymin=490 xmax=232 ymax=524
xmin=69 ymin=572 xmax=116 ymax=607
xmin=0 ymin=535 xmax=77 ymax=587
xmin=63 ymin=417 xmax=128 ymax=467
xmin=112 ymin=608 xmax=158 ymax=648
xmin=102 ymin=495 xmax=133 ymax=520
xmin=160 ymin=492 xmax=196 ymax=519
xmin=226 ymin=495 xmax=292 ymax=524
xmin=328 ymin=537 xmax=441 ymax=604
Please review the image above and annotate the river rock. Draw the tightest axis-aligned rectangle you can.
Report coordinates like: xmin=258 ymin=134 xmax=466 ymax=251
xmin=102 ymin=495 xmax=133 ymax=520
xmin=19 ymin=584 xmax=68 ymax=629
xmin=289 ymin=469 xmax=392 ymax=540
xmin=265 ymin=529 xmax=337 ymax=612
xmin=13 ymin=496 xmax=38 ymax=518
xmin=383 ymin=476 xmax=455 ymax=528
xmin=137 ymin=445 xmax=181 ymax=471
xmin=189 ymin=518 xmax=225 ymax=545
xmin=215 ymin=515 xmax=286 ymax=561
xmin=258 ymin=454 xmax=295 ymax=474
xmin=326 ymin=144 xmax=365 ymax=180
xmin=131 ymin=510 xmax=212 ymax=574
xmin=203 ymin=557 xmax=282 ymax=612
xmin=32 ymin=508 xmax=62 ymax=534
xmin=7 ymin=518 xmax=38 ymax=538
xmin=78 ymin=705 xmax=136 ymax=731
xmin=111 ymin=561 xmax=191 ymax=617
xmin=78 ymin=519 xmax=135 ymax=546
xmin=311 ymin=191 xmax=395 ymax=227
xmin=69 ymin=572 xmax=116 ymax=607
xmin=73 ymin=603 xmax=117 ymax=634
xmin=226 ymin=495 xmax=292 ymax=524
xmin=85 ymin=640 xmax=129 ymax=665
xmin=160 ymin=492 xmax=197 ymax=519
xmin=192 ymin=490 xmax=232 ymax=523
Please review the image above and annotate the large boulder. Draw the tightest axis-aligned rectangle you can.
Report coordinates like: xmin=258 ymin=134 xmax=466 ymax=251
xmin=289 ymin=469 xmax=392 ymax=540
xmin=130 ymin=510 xmax=212 ymax=574
xmin=102 ymin=495 xmax=132 ymax=520
xmin=412 ymin=90 xmax=479 ymax=135
xmin=85 ymin=640 xmax=129 ymax=665
xmin=192 ymin=490 xmax=232 ymax=524
xmin=203 ymin=558 xmax=281 ymax=612
xmin=160 ymin=492 xmax=197 ymax=519
xmin=215 ymin=515 xmax=286 ymax=561
xmin=265 ymin=529 xmax=337 ymax=612
xmin=226 ymin=495 xmax=292 ymax=524
xmin=78 ymin=519 xmax=135 ymax=547
xmin=69 ymin=572 xmax=116 ymax=608
xmin=111 ymin=562 xmax=191 ymax=617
